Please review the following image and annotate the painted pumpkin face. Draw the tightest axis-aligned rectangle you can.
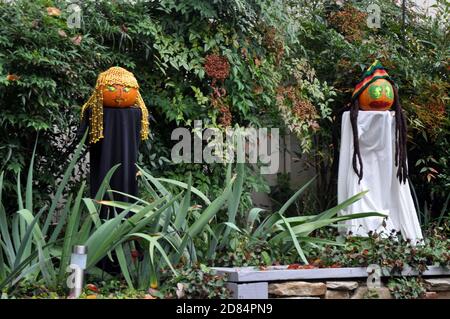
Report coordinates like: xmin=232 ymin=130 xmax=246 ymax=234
xmin=358 ymin=79 xmax=394 ymax=111
xmin=102 ymin=84 xmax=138 ymax=108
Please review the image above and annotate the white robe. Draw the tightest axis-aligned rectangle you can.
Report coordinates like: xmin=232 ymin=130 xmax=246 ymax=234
xmin=338 ymin=111 xmax=423 ymax=243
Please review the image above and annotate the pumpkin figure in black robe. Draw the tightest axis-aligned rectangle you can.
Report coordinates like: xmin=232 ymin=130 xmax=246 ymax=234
xmin=79 ymin=66 xmax=149 ymax=218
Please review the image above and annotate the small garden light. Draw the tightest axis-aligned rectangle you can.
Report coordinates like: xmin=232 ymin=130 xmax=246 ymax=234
xmin=68 ymin=245 xmax=88 ymax=299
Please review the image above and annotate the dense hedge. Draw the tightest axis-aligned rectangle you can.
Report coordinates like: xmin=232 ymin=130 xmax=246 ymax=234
xmin=0 ymin=0 xmax=448 ymax=221
xmin=0 ymin=0 xmax=296 ymax=209
xmin=291 ymin=0 xmax=449 ymax=218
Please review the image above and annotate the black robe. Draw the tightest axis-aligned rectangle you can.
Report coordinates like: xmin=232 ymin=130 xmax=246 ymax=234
xmin=79 ymin=107 xmax=142 ymax=218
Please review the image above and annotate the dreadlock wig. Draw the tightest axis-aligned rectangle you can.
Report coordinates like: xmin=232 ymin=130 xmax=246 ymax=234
xmin=81 ymin=66 xmax=149 ymax=144
xmin=349 ymin=60 xmax=408 ymax=184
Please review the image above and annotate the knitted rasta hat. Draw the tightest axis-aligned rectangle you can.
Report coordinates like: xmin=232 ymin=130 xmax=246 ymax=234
xmin=351 ymin=60 xmax=393 ymax=101
xmin=346 ymin=60 xmax=408 ymax=184
xmin=81 ymin=66 xmax=149 ymax=144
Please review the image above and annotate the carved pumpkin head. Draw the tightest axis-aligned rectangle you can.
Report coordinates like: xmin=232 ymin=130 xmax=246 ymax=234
xmin=102 ymin=84 xmax=138 ymax=108
xmin=80 ymin=66 xmax=149 ymax=144
xmin=358 ymin=78 xmax=394 ymax=111
xmin=352 ymin=60 xmax=396 ymax=111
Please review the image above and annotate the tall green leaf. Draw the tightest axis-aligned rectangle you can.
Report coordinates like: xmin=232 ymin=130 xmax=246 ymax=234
xmin=279 ymin=213 xmax=308 ymax=264
xmin=42 ymin=132 xmax=87 ymax=236
xmin=58 ymin=182 xmax=85 ymax=282
xmin=174 ymin=173 xmax=192 ymax=230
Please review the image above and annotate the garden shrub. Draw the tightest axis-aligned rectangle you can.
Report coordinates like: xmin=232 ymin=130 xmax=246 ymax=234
xmin=288 ymin=0 xmax=449 ymax=217
xmin=388 ymin=277 xmax=427 ymax=299
xmin=160 ymin=264 xmax=231 ymax=299
xmin=307 ymin=224 xmax=450 ymax=273
xmin=0 ymin=0 xmax=448 ymax=224
xmin=1 ymin=0 xmax=448 ymax=300
xmin=0 ymin=0 xmax=317 ymax=211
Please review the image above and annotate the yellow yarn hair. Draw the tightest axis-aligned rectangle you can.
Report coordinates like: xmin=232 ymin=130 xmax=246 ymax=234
xmin=81 ymin=66 xmax=149 ymax=144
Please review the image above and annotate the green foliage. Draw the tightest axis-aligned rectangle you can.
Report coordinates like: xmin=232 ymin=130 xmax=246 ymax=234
xmin=0 ymin=0 xmax=115 ymax=208
xmin=213 ymin=232 xmax=280 ymax=267
xmin=2 ymin=0 xmax=446 ymax=220
xmin=133 ymin=161 xmax=383 ymax=268
xmin=1 ymin=279 xmax=148 ymax=299
xmin=1 ymin=0 xmax=449 ymax=299
xmin=160 ymin=264 xmax=230 ymax=299
xmin=0 ymin=0 xmax=297 ymax=210
xmin=0 ymin=139 xmax=446 ymax=297
xmin=308 ymin=225 xmax=450 ymax=273
xmin=0 ymin=134 xmax=88 ymax=291
xmin=0 ymin=136 xmax=181 ymax=292
xmin=89 ymin=160 xmax=240 ymax=289
xmin=388 ymin=277 xmax=427 ymax=299
xmin=285 ymin=0 xmax=450 ymax=216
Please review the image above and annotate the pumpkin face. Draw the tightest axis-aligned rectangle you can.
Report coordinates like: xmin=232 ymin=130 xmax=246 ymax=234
xmin=358 ymin=79 xmax=394 ymax=111
xmin=102 ymin=84 xmax=138 ymax=108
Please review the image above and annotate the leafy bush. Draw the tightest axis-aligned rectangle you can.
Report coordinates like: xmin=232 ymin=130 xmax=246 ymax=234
xmin=307 ymin=225 xmax=450 ymax=273
xmin=0 ymin=0 xmax=291 ymax=208
xmin=0 ymin=0 xmax=341 ymax=213
xmin=388 ymin=277 xmax=427 ymax=299
xmin=0 ymin=0 xmax=113 ymax=209
xmin=1 ymin=133 xmax=383 ymax=293
xmin=160 ymin=264 xmax=230 ymax=299
xmin=2 ymin=0 xmax=446 ymax=220
xmin=286 ymin=0 xmax=449 ymax=217
xmin=1 ymin=0 xmax=448 ymax=299
xmin=0 ymin=136 xmax=185 ymax=292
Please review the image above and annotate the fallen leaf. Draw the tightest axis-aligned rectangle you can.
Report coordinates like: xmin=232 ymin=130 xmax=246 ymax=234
xmin=287 ymin=263 xmax=301 ymax=269
xmin=71 ymin=35 xmax=83 ymax=46
xmin=303 ymin=264 xmax=317 ymax=269
xmin=86 ymin=294 xmax=97 ymax=299
xmin=144 ymin=294 xmax=155 ymax=299
xmin=46 ymin=7 xmax=61 ymax=16
xmin=86 ymin=284 xmax=99 ymax=293
xmin=287 ymin=263 xmax=317 ymax=270
xmin=58 ymin=29 xmax=67 ymax=38
xmin=311 ymin=258 xmax=323 ymax=267
xmin=6 ymin=74 xmax=19 ymax=81
xmin=147 ymin=288 xmax=159 ymax=295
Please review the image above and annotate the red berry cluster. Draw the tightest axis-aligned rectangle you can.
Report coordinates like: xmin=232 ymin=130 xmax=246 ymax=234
xmin=204 ymin=54 xmax=230 ymax=80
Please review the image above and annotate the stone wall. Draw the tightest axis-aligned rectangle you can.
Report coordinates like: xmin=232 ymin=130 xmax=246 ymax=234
xmin=268 ymin=278 xmax=450 ymax=299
